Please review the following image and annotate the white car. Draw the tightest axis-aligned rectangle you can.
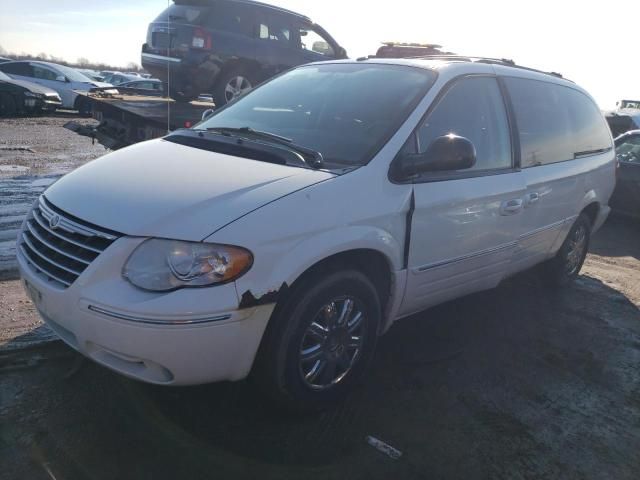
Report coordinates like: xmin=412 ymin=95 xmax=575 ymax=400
xmin=17 ymin=58 xmax=616 ymax=410
xmin=0 ymin=61 xmax=117 ymax=113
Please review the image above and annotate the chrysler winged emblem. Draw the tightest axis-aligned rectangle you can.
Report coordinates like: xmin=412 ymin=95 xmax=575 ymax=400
xmin=49 ymin=214 xmax=61 ymax=230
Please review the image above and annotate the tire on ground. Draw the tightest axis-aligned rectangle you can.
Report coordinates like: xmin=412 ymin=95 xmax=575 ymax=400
xmin=542 ymin=213 xmax=592 ymax=287
xmin=252 ymin=269 xmax=381 ymax=412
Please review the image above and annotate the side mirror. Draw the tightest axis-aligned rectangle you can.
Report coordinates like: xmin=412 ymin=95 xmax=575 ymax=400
xmin=201 ymin=108 xmax=215 ymax=121
xmin=56 ymin=75 xmax=67 ymax=82
xmin=400 ymin=134 xmax=476 ymax=178
xmin=337 ymin=46 xmax=348 ymax=59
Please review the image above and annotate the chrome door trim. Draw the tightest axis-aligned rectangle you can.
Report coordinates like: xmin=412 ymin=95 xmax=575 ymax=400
xmin=413 ymin=241 xmax=517 ymax=273
xmin=517 ymin=217 xmax=573 ymax=240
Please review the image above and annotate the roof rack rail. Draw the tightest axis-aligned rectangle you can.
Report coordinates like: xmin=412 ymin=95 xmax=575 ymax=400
xmin=401 ymin=55 xmax=571 ymax=82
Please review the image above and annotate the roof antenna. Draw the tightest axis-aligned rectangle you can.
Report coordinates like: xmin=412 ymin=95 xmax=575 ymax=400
xmin=166 ymin=0 xmax=171 ymax=134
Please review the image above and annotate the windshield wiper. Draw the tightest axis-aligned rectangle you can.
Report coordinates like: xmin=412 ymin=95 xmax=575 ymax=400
xmin=204 ymin=127 xmax=324 ymax=169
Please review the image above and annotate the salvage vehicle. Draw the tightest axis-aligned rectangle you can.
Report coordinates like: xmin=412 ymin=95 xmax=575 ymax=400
xmin=78 ymin=69 xmax=105 ymax=82
xmin=610 ymin=130 xmax=640 ymax=219
xmin=618 ymin=99 xmax=640 ymax=110
xmin=117 ymin=79 xmax=165 ymax=97
xmin=375 ymin=42 xmax=453 ymax=58
xmin=141 ymin=0 xmax=347 ymax=106
xmin=606 ymin=107 xmax=640 ymax=138
xmin=102 ymin=73 xmax=139 ymax=86
xmin=0 ymin=70 xmax=61 ymax=116
xmin=18 ymin=57 xmax=615 ymax=411
xmin=0 ymin=61 xmax=117 ymax=114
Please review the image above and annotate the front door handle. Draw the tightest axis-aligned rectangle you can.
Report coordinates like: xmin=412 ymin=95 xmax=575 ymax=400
xmin=500 ymin=198 xmax=524 ymax=215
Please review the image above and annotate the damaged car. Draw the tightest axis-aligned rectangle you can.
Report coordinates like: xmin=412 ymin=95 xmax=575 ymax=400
xmin=17 ymin=58 xmax=615 ymax=411
xmin=0 ymin=61 xmax=117 ymax=115
xmin=141 ymin=0 xmax=347 ymax=106
xmin=0 ymin=70 xmax=61 ymax=116
xmin=610 ymin=130 xmax=640 ymax=219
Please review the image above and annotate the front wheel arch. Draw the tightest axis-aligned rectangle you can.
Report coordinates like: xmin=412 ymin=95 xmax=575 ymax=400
xmin=271 ymin=249 xmax=394 ymax=328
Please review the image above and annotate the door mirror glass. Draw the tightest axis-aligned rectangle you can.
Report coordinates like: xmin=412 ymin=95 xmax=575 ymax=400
xmin=401 ymin=134 xmax=477 ymax=176
xmin=56 ymin=75 xmax=67 ymax=82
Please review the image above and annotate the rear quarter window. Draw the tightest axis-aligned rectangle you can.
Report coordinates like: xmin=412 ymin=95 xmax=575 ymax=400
xmin=504 ymin=77 xmax=612 ymax=167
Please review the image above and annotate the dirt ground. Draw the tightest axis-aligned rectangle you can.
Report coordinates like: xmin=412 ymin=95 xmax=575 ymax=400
xmin=1 ymin=116 xmax=639 ymax=479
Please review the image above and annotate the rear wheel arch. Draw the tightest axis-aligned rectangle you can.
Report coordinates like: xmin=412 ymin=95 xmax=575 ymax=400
xmin=581 ymin=202 xmax=600 ymax=227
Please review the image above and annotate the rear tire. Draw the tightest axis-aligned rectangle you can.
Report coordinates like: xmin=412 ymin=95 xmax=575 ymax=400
xmin=542 ymin=213 xmax=591 ymax=287
xmin=252 ymin=269 xmax=380 ymax=413
xmin=0 ymin=93 xmax=17 ymax=117
xmin=212 ymin=68 xmax=254 ymax=107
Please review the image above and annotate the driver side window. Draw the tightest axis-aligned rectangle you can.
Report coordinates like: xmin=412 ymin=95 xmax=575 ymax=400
xmin=417 ymin=76 xmax=512 ymax=171
xmin=33 ymin=65 xmax=59 ymax=81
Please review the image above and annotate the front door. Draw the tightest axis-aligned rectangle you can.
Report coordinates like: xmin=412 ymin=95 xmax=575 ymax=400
xmin=254 ymin=13 xmax=297 ymax=79
xmin=400 ymin=75 xmax=527 ymax=317
xmin=30 ymin=64 xmax=74 ymax=108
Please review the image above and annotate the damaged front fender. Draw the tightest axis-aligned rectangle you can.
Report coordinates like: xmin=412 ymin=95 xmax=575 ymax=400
xmin=238 ymin=282 xmax=289 ymax=310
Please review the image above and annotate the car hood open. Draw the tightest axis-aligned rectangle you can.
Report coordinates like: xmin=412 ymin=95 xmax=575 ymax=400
xmin=44 ymin=139 xmax=336 ymax=241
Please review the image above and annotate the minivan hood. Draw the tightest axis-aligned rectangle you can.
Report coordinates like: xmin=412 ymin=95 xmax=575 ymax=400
xmin=44 ymin=139 xmax=335 ymax=240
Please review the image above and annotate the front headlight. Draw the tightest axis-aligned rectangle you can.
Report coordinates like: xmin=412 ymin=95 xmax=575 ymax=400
xmin=24 ymin=91 xmax=43 ymax=98
xmin=123 ymin=239 xmax=253 ymax=292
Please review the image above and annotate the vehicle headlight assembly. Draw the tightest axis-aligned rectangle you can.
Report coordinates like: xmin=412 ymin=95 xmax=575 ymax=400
xmin=24 ymin=91 xmax=43 ymax=98
xmin=123 ymin=239 xmax=253 ymax=292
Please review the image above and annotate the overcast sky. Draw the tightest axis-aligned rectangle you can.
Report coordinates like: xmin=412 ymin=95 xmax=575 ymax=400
xmin=1 ymin=0 xmax=638 ymax=109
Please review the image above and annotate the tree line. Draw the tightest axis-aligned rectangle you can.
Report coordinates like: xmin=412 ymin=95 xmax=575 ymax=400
xmin=0 ymin=45 xmax=142 ymax=73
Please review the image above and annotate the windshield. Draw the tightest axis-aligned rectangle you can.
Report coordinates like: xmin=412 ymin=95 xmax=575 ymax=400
xmin=51 ymin=64 xmax=94 ymax=82
xmin=197 ymin=63 xmax=436 ymax=167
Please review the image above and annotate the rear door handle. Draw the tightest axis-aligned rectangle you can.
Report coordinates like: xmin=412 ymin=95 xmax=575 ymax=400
xmin=500 ymin=198 xmax=524 ymax=215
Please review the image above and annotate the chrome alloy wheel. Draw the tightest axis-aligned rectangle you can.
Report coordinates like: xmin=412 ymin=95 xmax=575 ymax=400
xmin=299 ymin=296 xmax=366 ymax=391
xmin=224 ymin=75 xmax=252 ymax=103
xmin=566 ymin=224 xmax=587 ymax=275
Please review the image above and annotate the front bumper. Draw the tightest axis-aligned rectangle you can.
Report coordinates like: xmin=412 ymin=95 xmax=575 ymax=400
xmin=17 ymin=236 xmax=273 ymax=385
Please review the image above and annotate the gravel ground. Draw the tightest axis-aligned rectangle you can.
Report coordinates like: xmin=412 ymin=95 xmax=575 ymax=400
xmin=0 ymin=114 xmax=104 ymax=278
xmin=1 ymin=115 xmax=639 ymax=479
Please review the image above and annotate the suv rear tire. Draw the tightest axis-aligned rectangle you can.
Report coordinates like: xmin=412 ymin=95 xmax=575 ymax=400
xmin=252 ymin=269 xmax=380 ymax=412
xmin=542 ymin=213 xmax=591 ymax=286
xmin=213 ymin=68 xmax=254 ymax=107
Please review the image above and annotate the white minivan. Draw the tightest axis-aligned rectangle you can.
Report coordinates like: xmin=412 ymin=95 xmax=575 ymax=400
xmin=17 ymin=58 xmax=615 ymax=410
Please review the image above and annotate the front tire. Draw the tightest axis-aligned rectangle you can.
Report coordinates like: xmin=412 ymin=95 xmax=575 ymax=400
xmin=542 ymin=213 xmax=591 ymax=286
xmin=253 ymin=269 xmax=381 ymax=412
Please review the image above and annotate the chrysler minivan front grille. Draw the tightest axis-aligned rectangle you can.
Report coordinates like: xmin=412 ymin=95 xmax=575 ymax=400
xmin=18 ymin=196 xmax=121 ymax=288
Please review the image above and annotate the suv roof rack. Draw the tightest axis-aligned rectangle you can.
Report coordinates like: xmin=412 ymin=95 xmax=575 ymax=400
xmin=226 ymin=0 xmax=311 ymax=21
xmin=407 ymin=55 xmax=570 ymax=81
xmin=381 ymin=42 xmax=444 ymax=49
